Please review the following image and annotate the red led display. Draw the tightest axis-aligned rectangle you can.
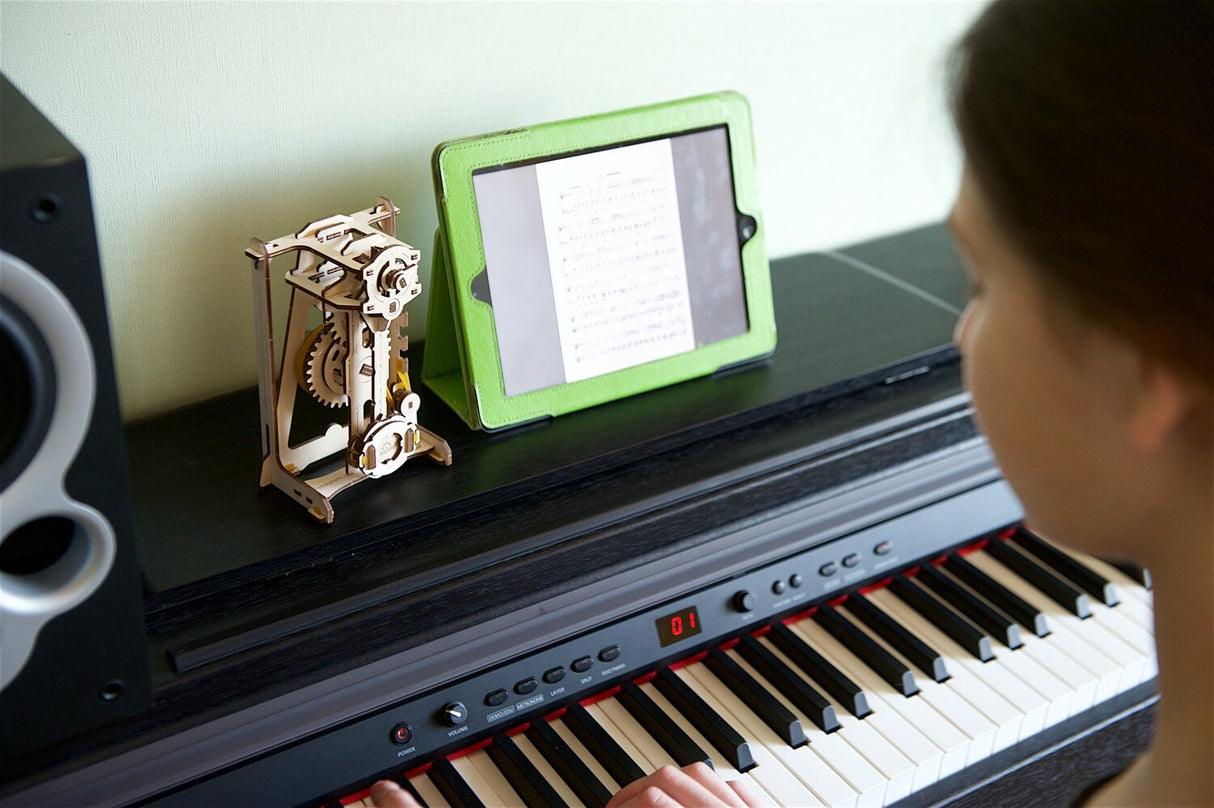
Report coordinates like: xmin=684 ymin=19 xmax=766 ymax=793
xmin=655 ymin=605 xmax=702 ymax=647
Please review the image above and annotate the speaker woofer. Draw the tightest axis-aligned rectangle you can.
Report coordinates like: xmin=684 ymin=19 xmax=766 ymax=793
xmin=0 ymin=296 xmax=57 ymax=491
xmin=0 ymin=249 xmax=115 ymax=690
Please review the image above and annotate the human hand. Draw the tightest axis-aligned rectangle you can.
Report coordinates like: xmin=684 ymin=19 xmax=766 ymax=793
xmin=367 ymin=779 xmax=423 ymax=808
xmin=606 ymin=762 xmax=764 ymax=807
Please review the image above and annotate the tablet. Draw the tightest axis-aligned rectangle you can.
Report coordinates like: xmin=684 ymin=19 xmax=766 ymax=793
xmin=423 ymin=91 xmax=775 ymax=430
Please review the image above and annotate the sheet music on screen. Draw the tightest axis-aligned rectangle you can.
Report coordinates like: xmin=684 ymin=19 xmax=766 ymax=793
xmin=473 ymin=126 xmax=749 ymax=397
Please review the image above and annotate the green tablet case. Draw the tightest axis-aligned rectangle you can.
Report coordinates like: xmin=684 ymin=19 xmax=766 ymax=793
xmin=424 ymin=91 xmax=775 ymax=430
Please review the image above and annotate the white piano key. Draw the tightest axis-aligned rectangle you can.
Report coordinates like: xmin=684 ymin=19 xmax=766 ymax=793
xmin=963 ymin=554 xmax=1107 ymax=714
xmin=792 ymin=616 xmax=970 ymax=779
xmin=970 ymin=550 xmax=1156 ymax=689
xmin=410 ymin=772 xmax=451 ymax=808
xmin=1080 ymin=617 xmax=1151 ymax=688
xmin=1055 ymin=554 xmax=1157 ymax=656
xmin=1070 ymin=551 xmax=1154 ymax=610
xmin=453 ymin=749 xmax=522 ymax=808
xmin=549 ymin=713 xmax=630 ymax=792
xmin=1084 ymin=571 xmax=1156 ymax=633
xmin=933 ymin=562 xmax=1078 ymax=729
xmin=1046 ymin=540 xmax=1153 ymax=610
xmin=511 ymin=730 xmax=586 ymax=807
xmin=972 ymin=628 xmax=1069 ymax=732
xmin=760 ymin=629 xmax=918 ymax=804
xmin=837 ymin=716 xmax=917 ymax=805
xmin=790 ymin=618 xmax=948 ymax=792
xmin=751 ymin=634 xmax=892 ymax=807
xmin=866 ymin=588 xmax=1028 ymax=753
xmin=589 ymin=699 xmax=677 ymax=771
xmin=674 ymin=663 xmax=830 ymax=807
xmin=1028 ymin=617 xmax=1123 ymax=705
xmin=714 ymin=650 xmax=880 ymax=807
xmin=1087 ymin=597 xmax=1158 ymax=677
xmin=839 ymin=600 xmax=998 ymax=767
xmin=637 ymin=681 xmax=781 ymax=805
xmin=1016 ymin=632 xmax=1100 ymax=716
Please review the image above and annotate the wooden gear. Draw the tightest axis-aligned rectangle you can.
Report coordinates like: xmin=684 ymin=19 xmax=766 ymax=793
xmin=246 ymin=198 xmax=451 ymax=523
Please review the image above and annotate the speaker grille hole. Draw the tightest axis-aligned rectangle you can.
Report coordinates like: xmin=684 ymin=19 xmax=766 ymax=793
xmin=30 ymin=194 xmax=60 ymax=223
xmin=100 ymin=679 xmax=125 ymax=701
xmin=0 ymin=516 xmax=75 ymax=575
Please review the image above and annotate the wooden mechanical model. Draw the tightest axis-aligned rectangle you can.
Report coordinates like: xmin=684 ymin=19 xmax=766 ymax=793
xmin=246 ymin=198 xmax=451 ymax=523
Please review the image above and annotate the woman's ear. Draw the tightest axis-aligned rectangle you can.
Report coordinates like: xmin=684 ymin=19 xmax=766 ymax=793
xmin=1127 ymin=353 xmax=1209 ymax=453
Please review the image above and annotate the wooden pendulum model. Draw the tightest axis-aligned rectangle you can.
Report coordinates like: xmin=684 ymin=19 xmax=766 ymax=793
xmin=246 ymin=198 xmax=451 ymax=522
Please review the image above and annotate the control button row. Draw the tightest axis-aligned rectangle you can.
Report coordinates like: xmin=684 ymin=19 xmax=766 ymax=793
xmin=818 ymin=543 xmax=896 ymax=577
xmin=483 ymin=647 xmax=622 ymax=706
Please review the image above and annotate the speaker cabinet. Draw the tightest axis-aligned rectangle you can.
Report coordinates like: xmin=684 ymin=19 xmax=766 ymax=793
xmin=0 ymin=75 xmax=151 ymax=774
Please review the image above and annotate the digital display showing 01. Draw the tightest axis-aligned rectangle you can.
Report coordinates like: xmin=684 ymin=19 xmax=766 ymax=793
xmin=655 ymin=605 xmax=702 ymax=648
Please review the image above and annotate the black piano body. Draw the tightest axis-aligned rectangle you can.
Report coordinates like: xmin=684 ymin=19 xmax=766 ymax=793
xmin=0 ymin=226 xmax=1156 ymax=807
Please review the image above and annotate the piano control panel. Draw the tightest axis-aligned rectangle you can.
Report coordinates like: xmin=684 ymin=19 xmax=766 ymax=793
xmin=244 ymin=480 xmax=1023 ymax=801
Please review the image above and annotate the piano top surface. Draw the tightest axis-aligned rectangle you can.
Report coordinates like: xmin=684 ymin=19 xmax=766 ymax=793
xmin=128 ymin=223 xmax=967 ymax=603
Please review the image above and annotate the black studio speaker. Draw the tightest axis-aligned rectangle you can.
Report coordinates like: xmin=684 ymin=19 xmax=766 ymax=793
xmin=0 ymin=75 xmax=151 ymax=776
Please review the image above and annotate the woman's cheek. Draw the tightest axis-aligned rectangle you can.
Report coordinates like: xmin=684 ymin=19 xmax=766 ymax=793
xmin=955 ymin=300 xmax=1000 ymax=438
xmin=953 ymin=300 xmax=976 ymax=353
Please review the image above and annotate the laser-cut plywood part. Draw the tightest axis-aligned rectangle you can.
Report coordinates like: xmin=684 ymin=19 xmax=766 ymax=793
xmin=246 ymin=198 xmax=451 ymax=523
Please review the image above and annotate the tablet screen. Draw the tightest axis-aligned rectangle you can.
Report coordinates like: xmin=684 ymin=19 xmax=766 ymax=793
xmin=473 ymin=126 xmax=749 ymax=397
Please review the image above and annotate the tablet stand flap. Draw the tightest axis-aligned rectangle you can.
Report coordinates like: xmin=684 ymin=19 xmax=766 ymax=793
xmin=422 ymin=228 xmax=478 ymax=428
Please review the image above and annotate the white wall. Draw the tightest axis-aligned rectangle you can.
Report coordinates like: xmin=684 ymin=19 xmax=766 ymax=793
xmin=1 ymin=0 xmax=984 ymax=421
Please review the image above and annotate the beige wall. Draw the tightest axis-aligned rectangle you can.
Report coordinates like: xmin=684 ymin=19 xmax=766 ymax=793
xmin=1 ymin=0 xmax=984 ymax=421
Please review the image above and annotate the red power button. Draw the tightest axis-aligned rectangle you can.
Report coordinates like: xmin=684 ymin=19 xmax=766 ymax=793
xmin=390 ymin=722 xmax=413 ymax=745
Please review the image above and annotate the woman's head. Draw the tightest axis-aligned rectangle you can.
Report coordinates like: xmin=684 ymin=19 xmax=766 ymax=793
xmin=949 ymin=0 xmax=1214 ymax=386
xmin=947 ymin=0 xmax=1213 ymax=555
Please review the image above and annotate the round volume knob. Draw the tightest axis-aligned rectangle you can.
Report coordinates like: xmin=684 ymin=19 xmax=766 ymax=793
xmin=440 ymin=701 xmax=468 ymax=727
xmin=732 ymin=590 xmax=757 ymax=613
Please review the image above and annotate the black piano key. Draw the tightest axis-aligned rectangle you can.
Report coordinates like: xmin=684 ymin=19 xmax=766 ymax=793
xmin=735 ymin=635 xmax=841 ymax=733
xmin=704 ymin=647 xmax=808 ymax=748
xmin=1109 ymin=559 xmax=1152 ymax=590
xmin=1010 ymin=527 xmax=1119 ymax=606
xmin=387 ymin=773 xmax=430 ymax=808
xmin=618 ymin=681 xmax=713 ymax=769
xmin=429 ymin=757 xmax=486 ymax=808
xmin=916 ymin=563 xmax=1023 ymax=649
xmin=945 ymin=554 xmax=1051 ymax=637
xmin=814 ymin=604 xmax=919 ymax=696
xmin=889 ymin=575 xmax=994 ymax=662
xmin=486 ymin=732 xmax=565 ymax=807
xmin=562 ymin=703 xmax=647 ymax=788
xmin=526 ymin=721 xmax=615 ymax=808
xmin=844 ymin=593 xmax=951 ymax=683
xmin=654 ymin=667 xmax=757 ymax=772
xmin=985 ymin=537 xmax=1092 ymax=618
xmin=767 ymin=622 xmax=872 ymax=718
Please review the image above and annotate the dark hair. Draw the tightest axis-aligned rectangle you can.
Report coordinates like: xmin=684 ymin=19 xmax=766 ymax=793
xmin=949 ymin=0 xmax=1214 ymax=384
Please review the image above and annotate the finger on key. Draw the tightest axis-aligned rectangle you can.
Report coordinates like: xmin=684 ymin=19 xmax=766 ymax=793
xmin=607 ymin=762 xmax=765 ymax=808
xmin=369 ymin=780 xmax=425 ymax=808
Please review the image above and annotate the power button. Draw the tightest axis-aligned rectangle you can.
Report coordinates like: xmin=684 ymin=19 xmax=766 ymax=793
xmin=390 ymin=722 xmax=413 ymax=745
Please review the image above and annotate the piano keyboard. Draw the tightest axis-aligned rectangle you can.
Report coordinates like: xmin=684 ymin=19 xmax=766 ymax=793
xmin=334 ymin=529 xmax=1155 ymax=808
